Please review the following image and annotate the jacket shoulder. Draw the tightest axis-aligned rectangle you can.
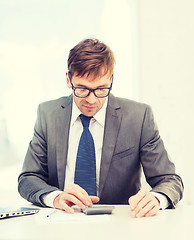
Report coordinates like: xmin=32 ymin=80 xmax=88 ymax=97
xmin=38 ymin=96 xmax=72 ymax=113
xmin=110 ymin=95 xmax=151 ymax=115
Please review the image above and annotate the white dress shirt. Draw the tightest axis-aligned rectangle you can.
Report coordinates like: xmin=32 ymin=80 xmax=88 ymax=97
xmin=43 ymin=98 xmax=107 ymax=207
xmin=64 ymin=98 xmax=107 ymax=194
xmin=43 ymin=98 xmax=169 ymax=210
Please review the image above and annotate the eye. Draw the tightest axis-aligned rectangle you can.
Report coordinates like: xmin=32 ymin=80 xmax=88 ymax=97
xmin=79 ymin=88 xmax=87 ymax=92
xmin=96 ymin=88 xmax=108 ymax=93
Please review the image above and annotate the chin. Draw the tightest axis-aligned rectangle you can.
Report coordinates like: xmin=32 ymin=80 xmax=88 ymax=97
xmin=82 ymin=110 xmax=96 ymax=117
xmin=84 ymin=112 xmax=94 ymax=117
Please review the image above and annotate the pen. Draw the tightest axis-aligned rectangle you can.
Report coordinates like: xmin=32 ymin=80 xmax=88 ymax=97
xmin=47 ymin=210 xmax=57 ymax=218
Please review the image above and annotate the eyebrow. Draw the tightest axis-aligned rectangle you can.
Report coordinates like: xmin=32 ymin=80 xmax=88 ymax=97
xmin=74 ymin=84 xmax=110 ymax=88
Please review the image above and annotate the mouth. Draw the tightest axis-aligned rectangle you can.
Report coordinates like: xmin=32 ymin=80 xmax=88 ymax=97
xmin=83 ymin=105 xmax=96 ymax=111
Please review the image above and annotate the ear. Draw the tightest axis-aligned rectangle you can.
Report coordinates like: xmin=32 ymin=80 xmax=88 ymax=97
xmin=66 ymin=72 xmax=71 ymax=89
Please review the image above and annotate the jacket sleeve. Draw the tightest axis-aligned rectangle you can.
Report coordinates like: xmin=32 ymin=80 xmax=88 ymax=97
xmin=139 ymin=106 xmax=184 ymax=208
xmin=18 ymin=104 xmax=60 ymax=207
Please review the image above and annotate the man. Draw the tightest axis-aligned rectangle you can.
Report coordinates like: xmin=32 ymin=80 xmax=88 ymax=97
xmin=18 ymin=38 xmax=183 ymax=218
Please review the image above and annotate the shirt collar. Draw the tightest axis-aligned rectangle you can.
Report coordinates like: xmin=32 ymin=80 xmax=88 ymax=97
xmin=71 ymin=97 xmax=108 ymax=127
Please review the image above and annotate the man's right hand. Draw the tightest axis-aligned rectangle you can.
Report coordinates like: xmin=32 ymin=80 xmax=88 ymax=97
xmin=53 ymin=184 xmax=99 ymax=213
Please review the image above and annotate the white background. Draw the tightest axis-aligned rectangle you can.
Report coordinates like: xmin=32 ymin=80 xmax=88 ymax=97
xmin=0 ymin=0 xmax=193 ymax=205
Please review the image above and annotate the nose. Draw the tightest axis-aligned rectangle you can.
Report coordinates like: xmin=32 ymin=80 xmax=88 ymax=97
xmin=85 ymin=91 xmax=97 ymax=104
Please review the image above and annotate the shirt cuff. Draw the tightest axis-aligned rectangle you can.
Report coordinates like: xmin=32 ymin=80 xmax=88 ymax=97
xmin=152 ymin=192 xmax=169 ymax=210
xmin=42 ymin=190 xmax=63 ymax=208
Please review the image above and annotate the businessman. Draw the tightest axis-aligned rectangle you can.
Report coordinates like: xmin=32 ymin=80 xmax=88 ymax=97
xmin=18 ymin=38 xmax=183 ymax=218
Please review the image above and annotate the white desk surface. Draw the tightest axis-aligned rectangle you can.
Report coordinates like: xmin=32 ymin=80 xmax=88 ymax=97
xmin=0 ymin=192 xmax=193 ymax=240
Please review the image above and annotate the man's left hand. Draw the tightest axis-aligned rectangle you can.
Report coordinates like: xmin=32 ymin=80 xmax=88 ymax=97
xmin=128 ymin=189 xmax=160 ymax=218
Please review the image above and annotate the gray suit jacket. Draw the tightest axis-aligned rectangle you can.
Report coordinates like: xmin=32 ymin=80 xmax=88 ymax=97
xmin=18 ymin=94 xmax=183 ymax=208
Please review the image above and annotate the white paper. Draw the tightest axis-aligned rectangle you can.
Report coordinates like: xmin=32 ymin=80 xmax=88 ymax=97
xmin=36 ymin=207 xmax=111 ymax=224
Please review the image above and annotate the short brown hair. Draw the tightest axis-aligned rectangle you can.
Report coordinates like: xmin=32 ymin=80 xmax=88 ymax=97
xmin=68 ymin=38 xmax=115 ymax=79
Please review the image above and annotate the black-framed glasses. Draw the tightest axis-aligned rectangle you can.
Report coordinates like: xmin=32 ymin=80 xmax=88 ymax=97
xmin=68 ymin=74 xmax=113 ymax=98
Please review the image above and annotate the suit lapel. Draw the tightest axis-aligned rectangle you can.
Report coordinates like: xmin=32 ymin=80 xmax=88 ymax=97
xmin=99 ymin=94 xmax=122 ymax=197
xmin=55 ymin=94 xmax=122 ymax=193
xmin=56 ymin=95 xmax=73 ymax=190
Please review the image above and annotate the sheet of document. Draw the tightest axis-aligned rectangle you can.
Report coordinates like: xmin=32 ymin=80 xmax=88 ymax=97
xmin=36 ymin=207 xmax=111 ymax=224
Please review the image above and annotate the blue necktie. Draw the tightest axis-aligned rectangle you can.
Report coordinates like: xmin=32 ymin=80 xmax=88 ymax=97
xmin=74 ymin=114 xmax=97 ymax=196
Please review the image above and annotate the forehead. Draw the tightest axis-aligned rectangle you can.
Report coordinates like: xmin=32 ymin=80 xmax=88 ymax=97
xmin=72 ymin=72 xmax=112 ymax=88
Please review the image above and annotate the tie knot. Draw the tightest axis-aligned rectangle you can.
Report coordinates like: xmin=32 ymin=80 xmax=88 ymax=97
xmin=79 ymin=114 xmax=92 ymax=128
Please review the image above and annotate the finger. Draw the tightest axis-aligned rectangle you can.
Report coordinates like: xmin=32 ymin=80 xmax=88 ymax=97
xmin=60 ymin=202 xmax=75 ymax=214
xmin=137 ymin=193 xmax=152 ymax=208
xmin=54 ymin=194 xmax=75 ymax=213
xmin=131 ymin=191 xmax=160 ymax=217
xmin=65 ymin=185 xmax=92 ymax=207
xmin=130 ymin=196 xmax=151 ymax=217
xmin=89 ymin=196 xmax=100 ymax=203
xmin=55 ymin=191 xmax=87 ymax=212
xmin=129 ymin=189 xmax=149 ymax=210
xmin=134 ymin=192 xmax=158 ymax=215
xmin=72 ymin=184 xmax=92 ymax=199
xmin=136 ymin=200 xmax=157 ymax=218
xmin=74 ymin=184 xmax=92 ymax=206
xmin=63 ymin=193 xmax=86 ymax=210
xmin=145 ymin=205 xmax=160 ymax=217
xmin=78 ymin=187 xmax=94 ymax=206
